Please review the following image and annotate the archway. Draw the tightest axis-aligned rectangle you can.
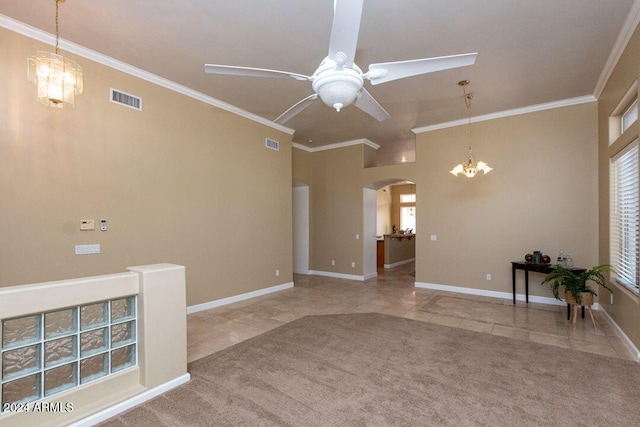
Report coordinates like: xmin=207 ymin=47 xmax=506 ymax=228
xmin=363 ymin=179 xmax=416 ymax=279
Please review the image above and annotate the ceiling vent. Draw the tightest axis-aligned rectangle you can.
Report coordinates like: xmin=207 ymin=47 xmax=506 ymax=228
xmin=265 ymin=138 xmax=280 ymax=151
xmin=110 ymin=88 xmax=142 ymax=111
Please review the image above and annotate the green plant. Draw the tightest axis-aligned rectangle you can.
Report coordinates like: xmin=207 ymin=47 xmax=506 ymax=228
xmin=541 ymin=264 xmax=614 ymax=305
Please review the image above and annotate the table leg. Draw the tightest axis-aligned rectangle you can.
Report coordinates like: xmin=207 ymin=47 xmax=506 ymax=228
xmin=512 ymin=265 xmax=516 ymax=304
xmin=582 ymin=306 xmax=585 ymax=318
xmin=524 ymin=271 xmax=529 ymax=304
xmin=567 ymin=304 xmax=570 ymax=320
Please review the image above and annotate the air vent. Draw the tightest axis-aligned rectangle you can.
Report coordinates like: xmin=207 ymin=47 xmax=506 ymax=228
xmin=110 ymin=88 xmax=142 ymax=111
xmin=265 ymin=138 xmax=280 ymax=151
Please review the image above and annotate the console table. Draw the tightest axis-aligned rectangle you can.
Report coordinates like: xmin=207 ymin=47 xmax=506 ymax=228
xmin=511 ymin=262 xmax=587 ymax=312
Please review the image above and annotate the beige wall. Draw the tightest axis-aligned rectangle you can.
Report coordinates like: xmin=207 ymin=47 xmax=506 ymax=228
xmin=308 ymin=145 xmax=364 ymax=274
xmin=598 ymin=24 xmax=640 ymax=349
xmin=415 ymin=102 xmax=599 ymax=297
xmin=0 ymin=28 xmax=293 ymax=306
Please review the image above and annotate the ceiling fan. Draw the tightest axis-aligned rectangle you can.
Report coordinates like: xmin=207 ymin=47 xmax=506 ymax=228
xmin=205 ymin=0 xmax=477 ymax=124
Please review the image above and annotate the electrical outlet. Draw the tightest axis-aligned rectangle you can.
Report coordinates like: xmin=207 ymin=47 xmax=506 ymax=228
xmin=275 ymin=269 xmax=280 ymax=277
xmin=331 ymin=260 xmax=335 ymax=266
xmin=351 ymin=262 xmax=356 ymax=268
xmin=430 ymin=235 xmax=437 ymax=241
xmin=486 ymin=274 xmax=492 ymax=281
xmin=355 ymin=233 xmax=360 ymax=240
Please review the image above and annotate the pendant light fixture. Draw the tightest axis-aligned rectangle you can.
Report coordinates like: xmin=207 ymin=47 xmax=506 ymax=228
xmin=449 ymin=80 xmax=492 ymax=177
xmin=27 ymin=0 xmax=83 ymax=108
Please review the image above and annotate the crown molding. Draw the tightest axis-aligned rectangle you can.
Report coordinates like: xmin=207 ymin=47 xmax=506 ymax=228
xmin=411 ymin=95 xmax=596 ymax=134
xmin=292 ymin=138 xmax=380 ymax=153
xmin=593 ymin=0 xmax=640 ymax=99
xmin=0 ymin=14 xmax=295 ymax=136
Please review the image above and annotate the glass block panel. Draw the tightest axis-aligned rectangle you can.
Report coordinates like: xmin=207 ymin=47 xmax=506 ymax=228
xmin=44 ymin=362 xmax=77 ymax=396
xmin=45 ymin=336 xmax=76 ymax=368
xmin=2 ymin=344 xmax=40 ymax=381
xmin=80 ymin=302 xmax=107 ymax=330
xmin=1 ymin=374 xmax=40 ymax=406
xmin=80 ymin=353 xmax=107 ymax=384
xmin=111 ymin=345 xmax=136 ymax=373
xmin=2 ymin=315 xmax=40 ymax=349
xmin=111 ymin=321 xmax=135 ymax=347
xmin=111 ymin=297 xmax=135 ymax=321
xmin=80 ymin=328 xmax=107 ymax=357
xmin=45 ymin=308 xmax=77 ymax=339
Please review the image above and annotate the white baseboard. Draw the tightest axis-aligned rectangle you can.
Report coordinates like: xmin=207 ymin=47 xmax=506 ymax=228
xmin=70 ymin=373 xmax=191 ymax=426
xmin=309 ymin=270 xmax=365 ymax=281
xmin=187 ymin=282 xmax=294 ymax=314
xmin=599 ymin=306 xmax=640 ymax=363
xmin=293 ymin=269 xmax=311 ymax=275
xmin=363 ymin=272 xmax=378 ymax=280
xmin=414 ymin=281 xmax=565 ymax=306
xmin=384 ymin=258 xmax=415 ymax=269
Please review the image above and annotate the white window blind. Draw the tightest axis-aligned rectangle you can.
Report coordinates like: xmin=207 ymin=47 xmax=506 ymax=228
xmin=611 ymin=141 xmax=640 ymax=293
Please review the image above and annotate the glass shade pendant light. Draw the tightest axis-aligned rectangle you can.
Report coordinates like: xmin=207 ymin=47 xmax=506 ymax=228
xmin=449 ymin=80 xmax=492 ymax=177
xmin=27 ymin=0 xmax=83 ymax=108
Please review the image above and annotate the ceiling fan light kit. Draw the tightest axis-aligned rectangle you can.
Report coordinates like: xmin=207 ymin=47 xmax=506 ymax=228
xmin=204 ymin=0 xmax=477 ymax=124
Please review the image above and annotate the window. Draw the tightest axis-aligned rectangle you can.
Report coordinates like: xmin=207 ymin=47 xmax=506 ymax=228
xmin=400 ymin=193 xmax=416 ymax=203
xmin=400 ymin=206 xmax=416 ymax=232
xmin=610 ymin=141 xmax=639 ymax=293
xmin=399 ymin=193 xmax=416 ymax=232
xmin=622 ymin=99 xmax=638 ymax=133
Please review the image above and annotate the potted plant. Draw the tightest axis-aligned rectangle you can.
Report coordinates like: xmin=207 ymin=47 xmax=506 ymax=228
xmin=541 ymin=264 xmax=614 ymax=327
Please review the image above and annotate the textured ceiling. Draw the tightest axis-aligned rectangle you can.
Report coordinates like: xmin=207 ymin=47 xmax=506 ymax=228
xmin=1 ymin=0 xmax=636 ymax=164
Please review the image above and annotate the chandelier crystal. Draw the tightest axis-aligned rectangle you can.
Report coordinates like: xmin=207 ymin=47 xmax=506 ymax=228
xmin=450 ymin=80 xmax=491 ymax=178
xmin=27 ymin=0 xmax=83 ymax=108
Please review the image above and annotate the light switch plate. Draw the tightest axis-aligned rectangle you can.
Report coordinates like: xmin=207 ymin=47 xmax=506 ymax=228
xmin=75 ymin=244 xmax=100 ymax=255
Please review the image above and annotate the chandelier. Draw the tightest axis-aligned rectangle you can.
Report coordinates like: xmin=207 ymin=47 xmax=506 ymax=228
xmin=449 ymin=80 xmax=492 ymax=177
xmin=27 ymin=0 xmax=83 ymax=108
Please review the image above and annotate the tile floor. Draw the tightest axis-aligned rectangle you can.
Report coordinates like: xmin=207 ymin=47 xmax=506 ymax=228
xmin=186 ymin=262 xmax=635 ymax=363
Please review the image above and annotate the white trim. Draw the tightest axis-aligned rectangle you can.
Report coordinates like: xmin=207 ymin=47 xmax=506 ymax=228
xmin=308 ymin=270 xmax=365 ymax=281
xmin=363 ymin=272 xmax=378 ymax=280
xmin=414 ymin=281 xmax=565 ymax=306
xmin=293 ymin=269 xmax=312 ymax=275
xmin=186 ymin=282 xmax=294 ymax=314
xmin=411 ymin=96 xmax=596 ymax=134
xmin=384 ymin=258 xmax=415 ymax=269
xmin=593 ymin=0 xmax=640 ymax=99
xmin=599 ymin=306 xmax=640 ymax=363
xmin=69 ymin=373 xmax=191 ymax=427
xmin=292 ymin=138 xmax=380 ymax=153
xmin=0 ymin=14 xmax=294 ymax=136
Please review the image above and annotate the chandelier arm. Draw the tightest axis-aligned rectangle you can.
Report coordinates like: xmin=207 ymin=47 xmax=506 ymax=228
xmin=55 ymin=0 xmax=60 ymax=54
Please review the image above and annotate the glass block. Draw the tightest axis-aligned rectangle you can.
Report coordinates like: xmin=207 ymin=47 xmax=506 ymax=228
xmin=111 ymin=321 xmax=135 ymax=347
xmin=81 ymin=302 xmax=107 ymax=330
xmin=2 ymin=344 xmax=40 ymax=381
xmin=45 ymin=308 xmax=77 ymax=339
xmin=111 ymin=296 xmax=135 ymax=321
xmin=80 ymin=353 xmax=107 ymax=384
xmin=80 ymin=328 xmax=107 ymax=357
xmin=2 ymin=315 xmax=41 ymax=349
xmin=111 ymin=344 xmax=136 ymax=373
xmin=45 ymin=336 xmax=76 ymax=368
xmin=1 ymin=374 xmax=40 ymax=406
xmin=44 ymin=362 xmax=77 ymax=396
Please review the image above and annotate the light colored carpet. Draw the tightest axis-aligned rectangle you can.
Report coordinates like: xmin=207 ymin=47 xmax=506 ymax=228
xmin=101 ymin=313 xmax=640 ymax=426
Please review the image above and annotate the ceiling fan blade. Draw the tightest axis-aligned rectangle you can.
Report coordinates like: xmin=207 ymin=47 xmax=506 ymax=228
xmin=327 ymin=0 xmax=364 ymax=66
xmin=354 ymin=88 xmax=391 ymax=121
xmin=204 ymin=64 xmax=310 ymax=81
xmin=367 ymin=53 xmax=478 ymax=85
xmin=275 ymin=94 xmax=319 ymax=124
